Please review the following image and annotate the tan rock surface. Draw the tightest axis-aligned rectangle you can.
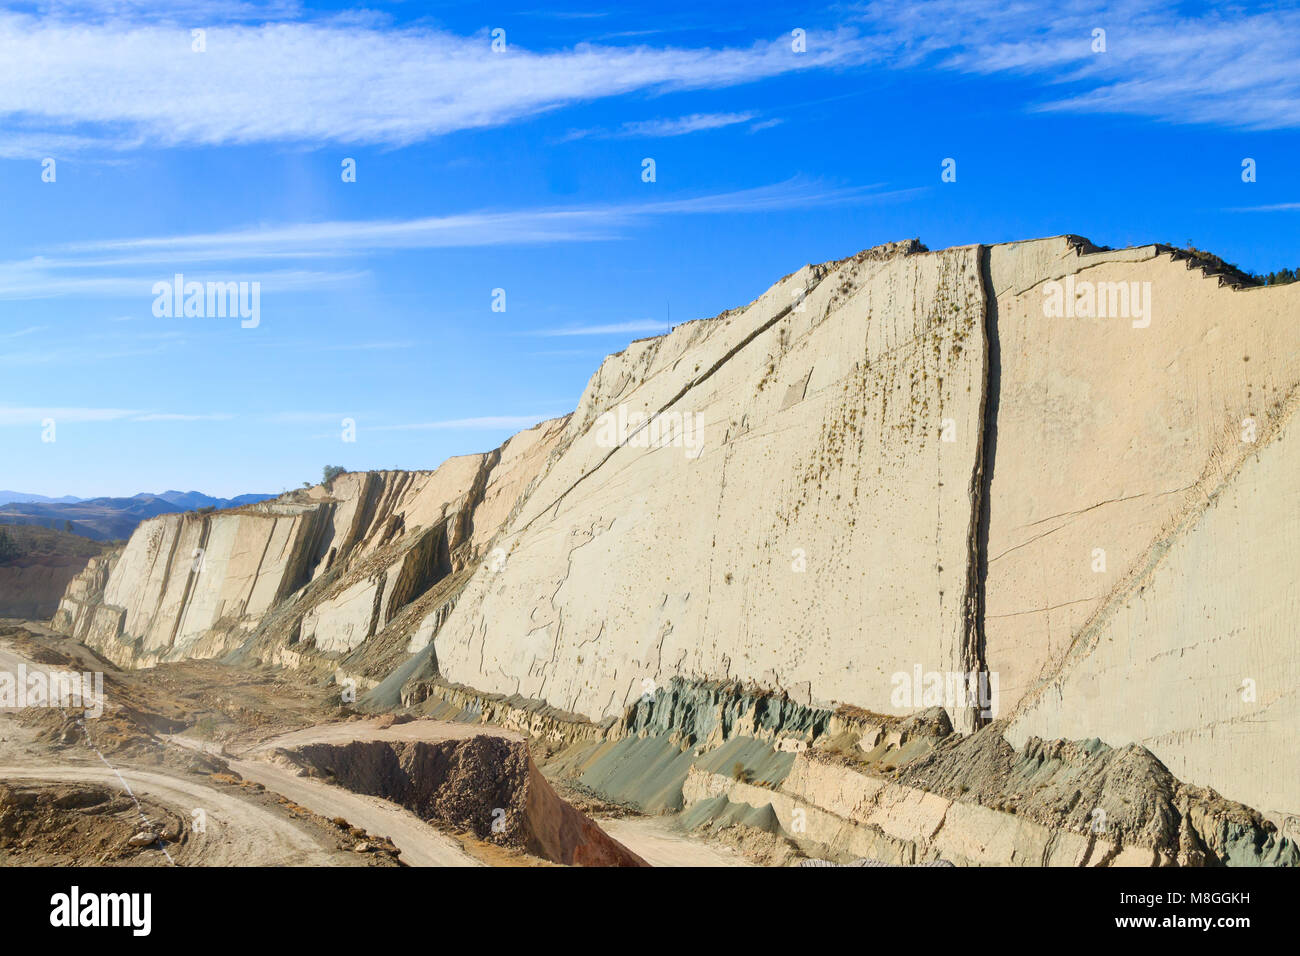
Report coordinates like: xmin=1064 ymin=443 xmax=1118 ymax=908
xmin=51 ymin=235 xmax=1300 ymax=828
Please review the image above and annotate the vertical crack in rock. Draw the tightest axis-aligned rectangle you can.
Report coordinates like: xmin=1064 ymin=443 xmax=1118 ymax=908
xmin=245 ymin=515 xmax=278 ymax=612
xmin=148 ymin=520 xmax=183 ymax=643
xmin=963 ymin=245 xmax=1000 ymax=731
xmin=384 ymin=524 xmax=452 ymax=626
xmin=457 ymin=448 xmax=501 ymax=558
xmin=280 ymin=502 xmax=335 ymax=602
xmin=366 ymin=570 xmax=389 ymax=641
xmin=339 ymin=472 xmax=383 ymax=561
xmin=168 ymin=515 xmax=210 ymax=655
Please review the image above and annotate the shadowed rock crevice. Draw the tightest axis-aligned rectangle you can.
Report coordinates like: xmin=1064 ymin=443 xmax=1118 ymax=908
xmin=966 ymin=244 xmax=1001 ymax=728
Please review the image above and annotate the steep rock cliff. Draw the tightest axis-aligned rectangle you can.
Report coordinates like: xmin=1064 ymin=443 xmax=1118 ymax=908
xmin=52 ymin=235 xmax=1300 ymax=827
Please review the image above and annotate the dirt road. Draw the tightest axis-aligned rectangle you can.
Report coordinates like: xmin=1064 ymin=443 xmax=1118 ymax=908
xmin=168 ymin=718 xmax=493 ymax=867
xmin=597 ymin=816 xmax=754 ymax=867
xmin=0 ymin=761 xmax=342 ymax=866
xmin=227 ymin=755 xmax=481 ymax=867
xmin=241 ymin=716 xmax=522 ymax=754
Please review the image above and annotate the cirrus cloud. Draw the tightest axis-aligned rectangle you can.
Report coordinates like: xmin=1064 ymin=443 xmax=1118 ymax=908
xmin=0 ymin=12 xmax=868 ymax=151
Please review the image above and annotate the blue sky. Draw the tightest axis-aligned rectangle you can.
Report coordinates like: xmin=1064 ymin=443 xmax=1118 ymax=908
xmin=1 ymin=0 xmax=1298 ymax=497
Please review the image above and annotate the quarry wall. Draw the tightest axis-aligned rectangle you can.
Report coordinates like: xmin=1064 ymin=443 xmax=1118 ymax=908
xmin=428 ymin=241 xmax=991 ymax=730
xmin=51 ymin=235 xmax=1300 ymax=820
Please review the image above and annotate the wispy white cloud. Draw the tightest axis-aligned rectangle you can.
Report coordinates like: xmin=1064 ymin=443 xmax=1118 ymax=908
xmin=53 ymin=180 xmax=904 ymax=257
xmin=529 ymin=348 xmax=605 ymax=357
xmin=0 ymin=405 xmax=139 ymax=425
xmin=0 ymin=12 xmax=870 ymax=151
xmin=316 ymin=340 xmax=422 ymax=352
xmin=0 ymin=180 xmax=908 ymax=300
xmin=1227 ymin=202 xmax=1300 ymax=213
xmin=131 ymin=412 xmax=234 ymax=421
xmin=562 ymin=112 xmax=759 ymax=141
xmin=1 ymin=326 xmax=182 ymax=366
xmin=0 ymin=341 xmax=172 ymax=366
xmin=0 ymin=405 xmax=230 ymax=424
xmin=0 ymin=130 xmax=145 ymax=160
xmin=532 ymin=320 xmax=671 ymax=337
xmin=850 ymin=0 xmax=1300 ymax=130
xmin=31 ymin=1 xmax=306 ymax=22
xmin=266 ymin=411 xmax=353 ymax=424
xmin=0 ymin=264 xmax=366 ymax=300
xmin=0 ymin=1 xmax=1291 ymax=163
xmin=371 ymin=415 xmax=563 ymax=432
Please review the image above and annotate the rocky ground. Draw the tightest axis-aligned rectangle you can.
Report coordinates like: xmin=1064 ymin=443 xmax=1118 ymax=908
xmin=8 ymin=617 xmax=1284 ymax=868
xmin=0 ymin=621 xmax=657 ymax=867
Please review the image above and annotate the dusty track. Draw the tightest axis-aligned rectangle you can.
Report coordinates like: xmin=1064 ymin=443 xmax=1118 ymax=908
xmin=242 ymin=716 xmax=522 ymax=754
xmin=597 ymin=817 xmax=753 ymax=867
xmin=173 ymin=718 xmax=649 ymax=866
xmin=167 ymin=728 xmax=482 ymax=867
xmin=0 ymin=761 xmax=341 ymax=866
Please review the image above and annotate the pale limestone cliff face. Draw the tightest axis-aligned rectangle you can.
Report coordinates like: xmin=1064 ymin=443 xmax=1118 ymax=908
xmin=93 ymin=506 xmax=325 ymax=664
xmin=983 ymin=239 xmax=1300 ymax=818
xmin=51 ymin=550 xmax=119 ymax=636
xmin=1003 ymin=392 xmax=1300 ymax=819
xmin=53 ymin=440 xmax=567 ymax=670
xmin=983 ymin=241 xmax=1300 ymax=708
xmin=425 ymin=242 xmax=990 ymax=730
xmin=52 ymin=235 xmax=1300 ymax=825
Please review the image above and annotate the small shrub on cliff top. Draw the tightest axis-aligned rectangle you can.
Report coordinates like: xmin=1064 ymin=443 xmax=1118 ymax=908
xmin=322 ymin=465 xmax=346 ymax=487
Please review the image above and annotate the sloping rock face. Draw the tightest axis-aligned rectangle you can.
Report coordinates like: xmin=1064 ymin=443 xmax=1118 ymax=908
xmin=53 ymin=235 xmax=1300 ymax=830
xmin=428 ymin=241 xmax=992 ymax=731
xmin=895 ymin=723 xmax=1297 ymax=867
xmin=52 ymin=426 xmax=569 ymax=672
xmin=50 ymin=550 xmax=119 ymax=634
xmin=982 ymin=239 xmax=1300 ymax=821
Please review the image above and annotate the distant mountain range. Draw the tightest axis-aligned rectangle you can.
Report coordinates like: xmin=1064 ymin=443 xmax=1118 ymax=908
xmin=0 ymin=491 xmax=85 ymax=504
xmin=0 ymin=490 xmax=277 ymax=541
